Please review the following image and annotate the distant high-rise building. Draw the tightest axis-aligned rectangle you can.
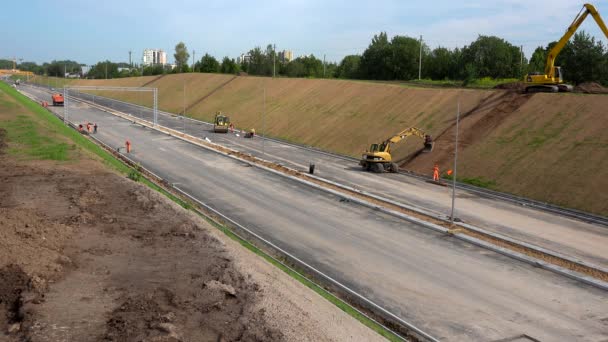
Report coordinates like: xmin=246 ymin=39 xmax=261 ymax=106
xmin=278 ymin=50 xmax=294 ymax=62
xmin=143 ymin=49 xmax=167 ymax=66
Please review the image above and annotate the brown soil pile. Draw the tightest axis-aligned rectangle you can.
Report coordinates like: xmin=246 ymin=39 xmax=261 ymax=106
xmin=0 ymin=156 xmax=283 ymax=342
xmin=0 ymin=128 xmax=6 ymax=153
xmin=494 ymin=82 xmax=526 ymax=92
xmin=574 ymin=82 xmax=608 ymax=94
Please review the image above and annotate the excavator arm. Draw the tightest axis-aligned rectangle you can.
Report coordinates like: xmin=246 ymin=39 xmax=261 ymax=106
xmin=545 ymin=3 xmax=608 ymax=79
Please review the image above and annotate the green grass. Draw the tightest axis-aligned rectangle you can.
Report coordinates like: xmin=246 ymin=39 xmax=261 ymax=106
xmin=444 ymin=174 xmax=498 ymax=189
xmin=1 ymin=80 xmax=402 ymax=341
xmin=0 ymin=114 xmax=71 ymax=160
xmin=0 ymin=81 xmax=131 ymax=173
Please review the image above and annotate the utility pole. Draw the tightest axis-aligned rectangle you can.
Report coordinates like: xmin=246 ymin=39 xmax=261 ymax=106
xmin=263 ymin=87 xmax=266 ymax=155
xmin=520 ymin=45 xmax=524 ymax=77
xmin=273 ymin=44 xmax=276 ymax=78
xmin=64 ymin=64 xmax=66 ymax=78
xmin=323 ymin=54 xmax=326 ymax=78
xmin=129 ymin=50 xmax=132 ymax=67
xmin=105 ymin=62 xmax=108 ymax=79
xmin=183 ymin=79 xmax=186 ymax=133
xmin=450 ymin=99 xmax=460 ymax=224
xmin=192 ymin=50 xmax=196 ymax=71
xmin=419 ymin=35 xmax=423 ymax=80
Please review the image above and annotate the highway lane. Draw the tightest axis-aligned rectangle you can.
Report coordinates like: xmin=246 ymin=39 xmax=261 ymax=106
xmin=46 ymin=85 xmax=608 ymax=269
xmin=19 ymin=85 xmax=608 ymax=342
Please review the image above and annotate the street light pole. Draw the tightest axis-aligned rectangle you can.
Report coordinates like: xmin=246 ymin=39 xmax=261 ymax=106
xmin=273 ymin=44 xmax=276 ymax=78
xmin=263 ymin=87 xmax=266 ymax=155
xmin=183 ymin=79 xmax=186 ymax=133
xmin=419 ymin=35 xmax=423 ymax=80
xmin=450 ymin=99 xmax=460 ymax=224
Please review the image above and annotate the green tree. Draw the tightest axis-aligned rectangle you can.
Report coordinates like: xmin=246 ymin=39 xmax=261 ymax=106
xmin=220 ymin=57 xmax=240 ymax=74
xmin=173 ymin=42 xmax=190 ymax=72
xmin=143 ymin=64 xmax=166 ymax=76
xmin=87 ymin=61 xmax=118 ymax=79
xmin=461 ymin=35 xmax=521 ymax=78
xmin=336 ymin=55 xmax=361 ymax=79
xmin=556 ymin=31 xmax=607 ymax=84
xmin=198 ymin=54 xmax=220 ymax=73
xmin=391 ymin=35 xmax=428 ymax=80
xmin=45 ymin=60 xmax=82 ymax=77
xmin=426 ymin=47 xmax=455 ymax=80
xmin=528 ymin=46 xmax=547 ymax=74
xmin=0 ymin=59 xmax=13 ymax=69
xmin=359 ymin=32 xmax=392 ymax=80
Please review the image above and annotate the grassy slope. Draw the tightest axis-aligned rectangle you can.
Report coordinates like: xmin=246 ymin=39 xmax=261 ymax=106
xmin=27 ymin=74 xmax=608 ymax=215
xmin=460 ymin=93 xmax=608 ymax=214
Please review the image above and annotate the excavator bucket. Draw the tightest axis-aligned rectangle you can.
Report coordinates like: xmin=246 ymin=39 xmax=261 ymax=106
xmin=422 ymin=135 xmax=434 ymax=153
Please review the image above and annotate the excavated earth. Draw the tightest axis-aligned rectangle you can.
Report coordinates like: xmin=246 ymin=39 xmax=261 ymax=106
xmin=0 ymin=128 xmax=382 ymax=341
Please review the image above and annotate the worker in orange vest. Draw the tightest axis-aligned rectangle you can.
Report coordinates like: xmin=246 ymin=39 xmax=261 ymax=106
xmin=433 ymin=164 xmax=440 ymax=181
xmin=125 ymin=140 xmax=131 ymax=153
xmin=229 ymin=122 xmax=234 ymax=133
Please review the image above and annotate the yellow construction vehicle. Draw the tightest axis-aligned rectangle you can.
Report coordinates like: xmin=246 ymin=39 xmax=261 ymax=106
xmin=360 ymin=127 xmax=433 ymax=173
xmin=213 ymin=111 xmax=230 ymax=133
xmin=525 ymin=3 xmax=608 ymax=93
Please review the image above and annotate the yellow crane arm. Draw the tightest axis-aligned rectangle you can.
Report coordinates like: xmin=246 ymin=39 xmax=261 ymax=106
xmin=545 ymin=3 xmax=608 ymax=78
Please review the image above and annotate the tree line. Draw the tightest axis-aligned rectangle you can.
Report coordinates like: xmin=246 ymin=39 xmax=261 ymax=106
xmin=9 ymin=32 xmax=608 ymax=85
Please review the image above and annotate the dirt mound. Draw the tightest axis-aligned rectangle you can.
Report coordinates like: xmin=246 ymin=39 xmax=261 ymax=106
xmin=0 ymin=128 xmax=6 ymax=153
xmin=494 ymin=82 xmax=526 ymax=92
xmin=0 ymin=265 xmax=30 ymax=330
xmin=575 ymin=82 xmax=608 ymax=94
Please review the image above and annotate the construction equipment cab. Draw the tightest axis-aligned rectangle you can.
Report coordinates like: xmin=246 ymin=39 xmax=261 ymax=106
xmin=525 ymin=3 xmax=608 ymax=93
xmin=360 ymin=127 xmax=433 ymax=173
xmin=52 ymin=93 xmax=64 ymax=106
xmin=213 ymin=111 xmax=230 ymax=133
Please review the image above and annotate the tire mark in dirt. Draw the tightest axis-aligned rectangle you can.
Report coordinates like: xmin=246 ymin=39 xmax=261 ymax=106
xmin=185 ymin=76 xmax=238 ymax=113
xmin=400 ymin=90 xmax=534 ymax=171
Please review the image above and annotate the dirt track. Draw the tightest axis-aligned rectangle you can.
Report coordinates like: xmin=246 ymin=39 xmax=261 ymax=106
xmin=0 ymin=134 xmax=383 ymax=341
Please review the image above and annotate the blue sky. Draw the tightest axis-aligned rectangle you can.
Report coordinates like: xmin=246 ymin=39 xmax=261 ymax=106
xmin=3 ymin=0 xmax=608 ymax=65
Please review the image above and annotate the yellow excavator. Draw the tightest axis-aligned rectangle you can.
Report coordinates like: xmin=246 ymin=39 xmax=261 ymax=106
xmin=360 ymin=127 xmax=433 ymax=173
xmin=525 ymin=3 xmax=608 ymax=93
xmin=213 ymin=111 xmax=230 ymax=133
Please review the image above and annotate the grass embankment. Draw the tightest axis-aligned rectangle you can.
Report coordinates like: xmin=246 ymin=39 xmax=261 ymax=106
xmin=2 ymin=80 xmax=404 ymax=341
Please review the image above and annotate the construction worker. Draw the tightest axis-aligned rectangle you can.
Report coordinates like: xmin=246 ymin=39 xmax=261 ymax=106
xmin=250 ymin=128 xmax=255 ymax=136
xmin=229 ymin=122 xmax=234 ymax=133
xmin=125 ymin=140 xmax=131 ymax=153
xmin=86 ymin=123 xmax=92 ymax=133
xmin=93 ymin=123 xmax=98 ymax=133
xmin=78 ymin=124 xmax=83 ymax=132
xmin=433 ymin=164 xmax=440 ymax=181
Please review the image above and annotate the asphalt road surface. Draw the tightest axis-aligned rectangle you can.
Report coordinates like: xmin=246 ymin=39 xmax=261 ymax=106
xmin=47 ymin=85 xmax=608 ymax=270
xmin=19 ymin=85 xmax=608 ymax=342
